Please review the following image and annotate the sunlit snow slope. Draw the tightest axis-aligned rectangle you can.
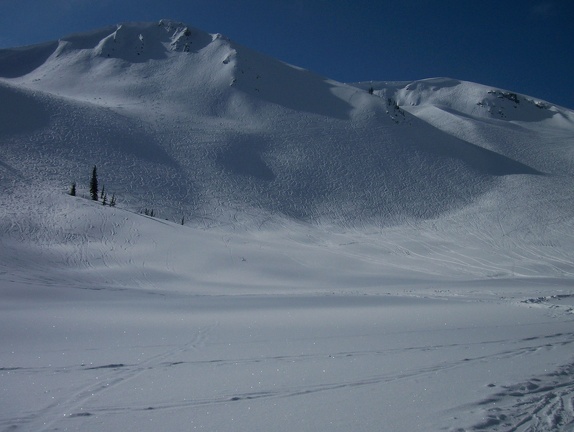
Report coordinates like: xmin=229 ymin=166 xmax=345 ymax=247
xmin=1 ymin=19 xmax=574 ymax=285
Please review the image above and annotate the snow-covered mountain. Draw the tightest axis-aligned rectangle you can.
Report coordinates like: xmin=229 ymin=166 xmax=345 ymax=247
xmin=1 ymin=18 xmax=573 ymax=280
xmin=2 ymin=20 xmax=574 ymax=432
xmin=2 ymin=19 xmax=572 ymax=228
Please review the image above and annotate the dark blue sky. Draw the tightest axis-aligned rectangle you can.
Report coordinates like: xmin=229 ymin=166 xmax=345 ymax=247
xmin=1 ymin=0 xmax=573 ymax=108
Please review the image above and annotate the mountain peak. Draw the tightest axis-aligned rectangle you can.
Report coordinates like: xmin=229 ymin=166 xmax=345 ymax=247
xmin=52 ymin=19 xmax=213 ymax=62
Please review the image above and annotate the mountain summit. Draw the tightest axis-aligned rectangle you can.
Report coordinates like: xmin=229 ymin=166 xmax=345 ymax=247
xmin=0 ymin=20 xmax=573 ymax=230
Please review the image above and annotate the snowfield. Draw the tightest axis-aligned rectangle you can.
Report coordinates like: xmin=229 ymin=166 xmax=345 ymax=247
xmin=1 ymin=20 xmax=574 ymax=431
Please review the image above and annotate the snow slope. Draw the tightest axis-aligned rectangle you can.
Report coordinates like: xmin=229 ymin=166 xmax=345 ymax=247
xmin=1 ymin=20 xmax=574 ymax=431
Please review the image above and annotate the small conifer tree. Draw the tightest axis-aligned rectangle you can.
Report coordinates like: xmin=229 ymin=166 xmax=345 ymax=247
xmin=90 ymin=166 xmax=98 ymax=201
xmin=110 ymin=193 xmax=116 ymax=207
xmin=69 ymin=182 xmax=76 ymax=196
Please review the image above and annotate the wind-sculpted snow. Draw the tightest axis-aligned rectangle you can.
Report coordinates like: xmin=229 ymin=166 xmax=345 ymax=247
xmin=88 ymin=20 xmax=212 ymax=62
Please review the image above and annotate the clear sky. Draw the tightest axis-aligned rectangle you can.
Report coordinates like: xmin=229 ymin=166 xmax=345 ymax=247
xmin=1 ymin=0 xmax=573 ymax=109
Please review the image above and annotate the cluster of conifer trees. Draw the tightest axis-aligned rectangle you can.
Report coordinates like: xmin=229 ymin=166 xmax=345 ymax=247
xmin=69 ymin=166 xmax=115 ymax=206
xmin=69 ymin=166 xmax=185 ymax=225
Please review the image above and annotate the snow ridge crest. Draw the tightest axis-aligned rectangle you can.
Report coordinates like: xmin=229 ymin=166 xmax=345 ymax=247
xmin=86 ymin=20 xmax=212 ymax=61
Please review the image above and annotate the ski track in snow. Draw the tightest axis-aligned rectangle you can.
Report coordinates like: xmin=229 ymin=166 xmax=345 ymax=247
xmin=462 ymin=361 xmax=574 ymax=431
xmin=3 ymin=305 xmax=574 ymax=432
xmin=2 ymin=324 xmax=216 ymax=432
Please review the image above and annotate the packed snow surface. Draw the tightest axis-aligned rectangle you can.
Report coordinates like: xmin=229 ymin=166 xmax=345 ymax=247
xmin=1 ymin=20 xmax=574 ymax=431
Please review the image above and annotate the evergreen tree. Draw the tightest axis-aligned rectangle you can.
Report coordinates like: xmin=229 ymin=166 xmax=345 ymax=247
xmin=69 ymin=182 xmax=76 ymax=196
xmin=110 ymin=193 xmax=116 ymax=207
xmin=100 ymin=185 xmax=105 ymax=200
xmin=102 ymin=193 xmax=107 ymax=206
xmin=90 ymin=166 xmax=98 ymax=201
